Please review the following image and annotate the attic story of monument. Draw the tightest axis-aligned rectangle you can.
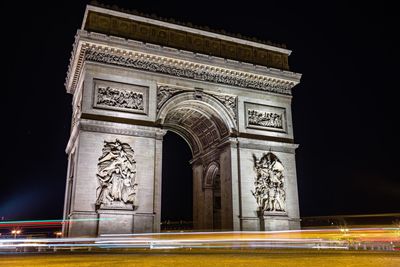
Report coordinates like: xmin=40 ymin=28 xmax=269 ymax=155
xmin=62 ymin=4 xmax=302 ymax=237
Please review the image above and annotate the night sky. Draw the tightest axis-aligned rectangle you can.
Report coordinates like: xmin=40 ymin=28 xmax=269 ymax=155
xmin=1 ymin=1 xmax=398 ymax=222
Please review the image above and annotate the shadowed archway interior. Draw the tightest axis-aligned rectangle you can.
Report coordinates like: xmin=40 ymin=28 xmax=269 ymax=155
xmin=161 ymin=131 xmax=193 ymax=223
xmin=159 ymin=97 xmax=233 ymax=231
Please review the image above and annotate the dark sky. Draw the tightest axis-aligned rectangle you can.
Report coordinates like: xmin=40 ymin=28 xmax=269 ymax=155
xmin=1 ymin=1 xmax=398 ymax=222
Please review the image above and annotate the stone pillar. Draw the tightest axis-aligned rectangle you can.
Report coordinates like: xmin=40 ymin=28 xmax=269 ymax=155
xmin=225 ymin=138 xmax=241 ymax=231
xmin=192 ymin=162 xmax=204 ymax=230
xmin=64 ymin=119 xmax=166 ymax=237
xmin=236 ymin=137 xmax=300 ymax=231
xmin=283 ymin=152 xmax=301 ymax=230
xmin=62 ymin=150 xmax=76 ymax=236
xmin=153 ymin=134 xmax=164 ymax=232
xmin=203 ymin=187 xmax=214 ymax=230
xmin=219 ymin=143 xmax=234 ymax=230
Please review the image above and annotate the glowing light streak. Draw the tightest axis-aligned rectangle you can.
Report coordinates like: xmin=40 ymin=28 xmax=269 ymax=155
xmin=0 ymin=228 xmax=397 ymax=252
xmin=0 ymin=218 xmax=114 ymax=227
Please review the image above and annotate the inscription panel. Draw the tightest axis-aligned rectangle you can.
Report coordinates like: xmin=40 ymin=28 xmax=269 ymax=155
xmin=245 ymin=102 xmax=286 ymax=133
xmin=93 ymin=79 xmax=148 ymax=115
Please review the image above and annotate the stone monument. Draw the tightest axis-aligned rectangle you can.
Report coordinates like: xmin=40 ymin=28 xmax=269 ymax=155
xmin=62 ymin=4 xmax=302 ymax=236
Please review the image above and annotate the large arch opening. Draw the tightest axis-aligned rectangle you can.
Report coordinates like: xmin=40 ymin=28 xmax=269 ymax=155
xmin=158 ymin=92 xmax=236 ymax=231
xmin=161 ymin=131 xmax=193 ymax=230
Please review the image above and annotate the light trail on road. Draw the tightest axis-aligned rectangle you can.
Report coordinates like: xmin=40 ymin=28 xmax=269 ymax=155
xmin=0 ymin=228 xmax=398 ymax=252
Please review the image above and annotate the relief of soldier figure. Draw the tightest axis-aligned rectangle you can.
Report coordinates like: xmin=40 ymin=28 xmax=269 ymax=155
xmin=95 ymin=139 xmax=138 ymax=209
xmin=251 ymin=152 xmax=286 ymax=214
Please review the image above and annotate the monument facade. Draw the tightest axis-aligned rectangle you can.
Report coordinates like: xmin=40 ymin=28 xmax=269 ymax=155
xmin=63 ymin=4 xmax=302 ymax=236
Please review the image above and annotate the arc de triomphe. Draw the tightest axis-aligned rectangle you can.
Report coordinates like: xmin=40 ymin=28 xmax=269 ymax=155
xmin=63 ymin=4 xmax=302 ymax=237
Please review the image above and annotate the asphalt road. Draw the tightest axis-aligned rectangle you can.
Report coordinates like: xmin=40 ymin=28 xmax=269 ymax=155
xmin=1 ymin=249 xmax=399 ymax=267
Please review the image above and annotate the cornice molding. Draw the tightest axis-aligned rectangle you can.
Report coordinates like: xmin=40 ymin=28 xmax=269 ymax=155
xmin=237 ymin=137 xmax=299 ymax=153
xmin=79 ymin=119 xmax=166 ymax=138
xmin=66 ymin=31 xmax=301 ymax=95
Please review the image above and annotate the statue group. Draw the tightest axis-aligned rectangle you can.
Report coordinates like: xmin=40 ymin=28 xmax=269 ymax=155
xmin=95 ymin=139 xmax=138 ymax=209
xmin=252 ymin=153 xmax=286 ymax=214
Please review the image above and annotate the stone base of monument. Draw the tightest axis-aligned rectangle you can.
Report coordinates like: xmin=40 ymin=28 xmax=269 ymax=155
xmin=261 ymin=214 xmax=290 ymax=231
xmin=66 ymin=212 xmax=99 ymax=237
xmin=240 ymin=211 xmax=299 ymax=231
xmin=97 ymin=207 xmax=154 ymax=235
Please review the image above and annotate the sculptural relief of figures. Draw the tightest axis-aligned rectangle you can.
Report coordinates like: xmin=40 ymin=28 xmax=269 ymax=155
xmin=251 ymin=152 xmax=286 ymax=213
xmin=95 ymin=139 xmax=138 ymax=209
xmin=156 ymin=85 xmax=183 ymax=111
xmin=213 ymin=94 xmax=237 ymax=120
xmin=97 ymin=86 xmax=144 ymax=111
xmin=248 ymin=109 xmax=283 ymax=129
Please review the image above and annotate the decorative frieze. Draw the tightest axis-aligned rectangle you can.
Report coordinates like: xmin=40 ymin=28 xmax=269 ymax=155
xmin=93 ymin=79 xmax=148 ymax=114
xmin=245 ymin=102 xmax=286 ymax=132
xmin=85 ymin=48 xmax=294 ymax=95
xmin=96 ymin=139 xmax=138 ymax=209
xmin=252 ymin=152 xmax=286 ymax=214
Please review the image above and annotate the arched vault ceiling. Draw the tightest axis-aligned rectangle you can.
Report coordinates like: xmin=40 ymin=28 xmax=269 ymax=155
xmin=164 ymin=105 xmax=229 ymax=156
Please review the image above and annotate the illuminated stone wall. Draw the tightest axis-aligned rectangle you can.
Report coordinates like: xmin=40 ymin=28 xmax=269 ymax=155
xmin=63 ymin=4 xmax=301 ymax=236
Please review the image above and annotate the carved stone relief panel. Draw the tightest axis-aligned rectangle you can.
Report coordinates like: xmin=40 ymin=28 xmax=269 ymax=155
xmin=211 ymin=93 xmax=237 ymax=121
xmin=251 ymin=152 xmax=286 ymax=214
xmin=156 ymin=85 xmax=184 ymax=111
xmin=93 ymin=79 xmax=148 ymax=114
xmin=245 ymin=102 xmax=286 ymax=132
xmin=95 ymin=139 xmax=138 ymax=210
xmin=71 ymin=92 xmax=82 ymax=129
